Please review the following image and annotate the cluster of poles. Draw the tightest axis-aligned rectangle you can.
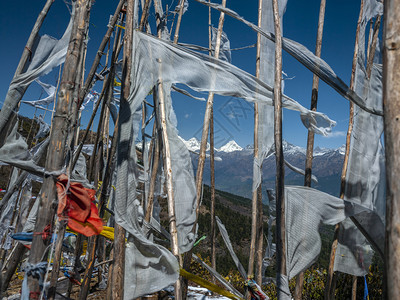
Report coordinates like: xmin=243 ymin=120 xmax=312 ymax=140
xmin=0 ymin=0 xmax=400 ymax=299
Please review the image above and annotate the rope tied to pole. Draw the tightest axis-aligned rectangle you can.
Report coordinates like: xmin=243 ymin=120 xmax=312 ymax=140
xmin=21 ymin=261 xmax=48 ymax=298
xmin=34 ymin=224 xmax=52 ymax=241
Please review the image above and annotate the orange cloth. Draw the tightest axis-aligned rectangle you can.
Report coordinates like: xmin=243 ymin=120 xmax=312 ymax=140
xmin=56 ymin=174 xmax=103 ymax=237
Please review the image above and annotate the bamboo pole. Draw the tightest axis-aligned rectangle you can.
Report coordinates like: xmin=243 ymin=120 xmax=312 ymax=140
xmin=325 ymin=1 xmax=364 ymax=299
xmin=0 ymin=0 xmax=54 ymax=141
xmin=294 ymin=1 xmax=326 ymax=299
xmin=248 ymin=0 xmax=263 ymax=281
xmin=181 ymin=1 xmax=226 ymax=296
xmin=383 ymin=0 xmax=400 ymax=298
xmin=111 ymin=0 xmax=135 ymax=298
xmin=27 ymin=0 xmax=92 ymax=296
xmin=272 ymin=0 xmax=287 ymax=298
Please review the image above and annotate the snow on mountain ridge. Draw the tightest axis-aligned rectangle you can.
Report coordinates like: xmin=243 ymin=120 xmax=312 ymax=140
xmin=178 ymin=137 xmax=344 ymax=156
xmin=216 ymin=140 xmax=243 ymax=152
xmin=179 ymin=137 xmax=210 ymax=152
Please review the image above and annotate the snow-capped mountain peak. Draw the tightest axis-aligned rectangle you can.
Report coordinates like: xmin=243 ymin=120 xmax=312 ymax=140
xmin=336 ymin=144 xmax=346 ymax=155
xmin=282 ymin=140 xmax=306 ymax=155
xmin=217 ymin=140 xmax=243 ymax=153
xmin=313 ymin=146 xmax=331 ymax=157
xmin=179 ymin=137 xmax=210 ymax=152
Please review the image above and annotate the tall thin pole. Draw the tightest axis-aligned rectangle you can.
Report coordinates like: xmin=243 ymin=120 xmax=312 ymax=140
xmin=173 ymin=0 xmax=187 ymax=44
xmin=294 ymin=1 xmax=326 ymax=299
xmin=27 ymin=0 xmax=92 ymax=296
xmin=157 ymin=80 xmax=183 ymax=300
xmin=111 ymin=0 xmax=135 ymax=298
xmin=78 ymin=0 xmax=126 ymax=106
xmin=249 ymin=0 xmax=263 ymax=281
xmin=272 ymin=0 xmax=286 ymax=298
xmin=383 ymin=0 xmax=400 ymax=298
xmin=325 ymin=1 xmax=364 ymax=299
xmin=181 ymin=2 xmax=226 ymax=297
xmin=48 ymin=16 xmax=91 ymax=299
xmin=209 ymin=0 xmax=217 ymax=278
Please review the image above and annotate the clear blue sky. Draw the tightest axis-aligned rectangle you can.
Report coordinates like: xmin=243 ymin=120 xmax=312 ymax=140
xmin=0 ymin=0 xmax=362 ymax=149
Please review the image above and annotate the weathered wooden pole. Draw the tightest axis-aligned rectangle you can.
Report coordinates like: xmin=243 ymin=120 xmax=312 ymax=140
xmin=294 ymin=1 xmax=326 ymax=299
xmin=383 ymin=0 xmax=400 ymax=298
xmin=173 ymin=0 xmax=187 ymax=44
xmin=78 ymin=0 xmax=126 ymax=107
xmin=138 ymin=0 xmax=152 ymax=31
xmin=249 ymin=0 xmax=263 ymax=282
xmin=272 ymin=0 xmax=287 ymax=298
xmin=0 ymin=0 xmax=54 ymax=142
xmin=325 ymin=1 xmax=364 ymax=299
xmin=208 ymin=0 xmax=217 ymax=277
xmin=110 ymin=0 xmax=135 ymax=298
xmin=145 ymin=104 xmax=161 ymax=222
xmin=156 ymin=79 xmax=183 ymax=300
xmin=26 ymin=0 xmax=92 ymax=296
xmin=79 ymin=35 xmax=122 ymax=298
xmin=48 ymin=10 xmax=92 ymax=299
xmin=181 ymin=1 xmax=226 ymax=296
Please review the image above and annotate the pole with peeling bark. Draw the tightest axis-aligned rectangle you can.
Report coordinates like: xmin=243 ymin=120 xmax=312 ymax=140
xmin=110 ymin=0 xmax=135 ymax=298
xmin=383 ymin=0 xmax=400 ymax=298
xmin=294 ymin=1 xmax=326 ymax=299
xmin=325 ymin=1 xmax=363 ymax=299
xmin=48 ymin=18 xmax=91 ymax=300
xmin=272 ymin=0 xmax=286 ymax=298
xmin=26 ymin=0 xmax=92 ymax=296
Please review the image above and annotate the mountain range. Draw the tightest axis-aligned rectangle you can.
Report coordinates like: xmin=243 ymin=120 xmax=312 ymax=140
xmin=182 ymin=137 xmax=345 ymax=201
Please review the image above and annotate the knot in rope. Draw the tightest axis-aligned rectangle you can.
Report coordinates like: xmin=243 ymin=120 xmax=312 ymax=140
xmin=34 ymin=224 xmax=52 ymax=241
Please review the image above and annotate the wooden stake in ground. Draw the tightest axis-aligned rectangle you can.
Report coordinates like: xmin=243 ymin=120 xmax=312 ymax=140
xmin=383 ymin=0 xmax=400 ymax=298
xmin=26 ymin=0 xmax=92 ymax=296
xmin=324 ymin=1 xmax=373 ymax=299
xmin=248 ymin=0 xmax=263 ymax=282
xmin=0 ymin=0 xmax=54 ymax=144
xmin=156 ymin=78 xmax=183 ymax=300
xmin=271 ymin=0 xmax=287 ymax=297
xmin=208 ymin=0 xmax=217 ymax=277
xmin=110 ymin=0 xmax=135 ymax=298
xmin=294 ymin=1 xmax=326 ymax=299
xmin=181 ymin=1 xmax=226 ymax=297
